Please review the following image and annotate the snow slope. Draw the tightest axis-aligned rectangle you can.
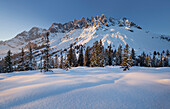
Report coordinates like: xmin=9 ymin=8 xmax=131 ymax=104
xmin=0 ymin=66 xmax=170 ymax=109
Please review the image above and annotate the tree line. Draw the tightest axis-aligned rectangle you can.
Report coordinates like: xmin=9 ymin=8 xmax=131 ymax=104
xmin=0 ymin=35 xmax=169 ymax=73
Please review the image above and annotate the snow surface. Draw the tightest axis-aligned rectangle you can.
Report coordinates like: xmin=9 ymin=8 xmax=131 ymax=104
xmin=0 ymin=66 xmax=170 ymax=109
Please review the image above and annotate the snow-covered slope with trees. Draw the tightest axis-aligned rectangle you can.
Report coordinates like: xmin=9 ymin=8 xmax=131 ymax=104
xmin=0 ymin=66 xmax=170 ymax=109
xmin=0 ymin=14 xmax=169 ymax=59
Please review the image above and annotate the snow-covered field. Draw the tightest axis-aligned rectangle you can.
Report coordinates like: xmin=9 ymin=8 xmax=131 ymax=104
xmin=0 ymin=66 xmax=170 ymax=109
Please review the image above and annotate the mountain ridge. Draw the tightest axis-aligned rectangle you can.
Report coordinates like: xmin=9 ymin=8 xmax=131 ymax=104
xmin=0 ymin=14 xmax=169 ymax=58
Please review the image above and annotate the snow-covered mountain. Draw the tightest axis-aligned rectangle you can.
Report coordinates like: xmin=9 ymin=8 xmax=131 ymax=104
xmin=0 ymin=14 xmax=169 ymax=58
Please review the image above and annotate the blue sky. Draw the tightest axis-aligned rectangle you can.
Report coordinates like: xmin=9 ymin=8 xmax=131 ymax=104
xmin=0 ymin=0 xmax=170 ymax=41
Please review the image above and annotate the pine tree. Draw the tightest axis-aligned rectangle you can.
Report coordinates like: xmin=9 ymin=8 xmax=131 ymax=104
xmin=43 ymin=32 xmax=51 ymax=72
xmin=4 ymin=50 xmax=13 ymax=73
xmin=67 ymin=45 xmax=73 ymax=66
xmin=28 ymin=46 xmax=34 ymax=70
xmin=108 ymin=44 xmax=112 ymax=66
xmin=159 ymin=53 xmax=163 ymax=67
xmin=117 ymin=44 xmax=122 ymax=65
xmin=78 ymin=46 xmax=84 ymax=66
xmin=121 ymin=44 xmax=132 ymax=71
xmin=19 ymin=48 xmax=25 ymax=71
xmin=90 ymin=41 xmax=98 ymax=67
xmin=84 ymin=46 xmax=90 ymax=67
xmin=98 ymin=40 xmax=104 ymax=67
xmin=90 ymin=40 xmax=104 ymax=67
xmin=67 ymin=45 xmax=78 ymax=67
xmin=164 ymin=56 xmax=169 ymax=67
xmin=72 ymin=49 xmax=78 ymax=67
xmin=39 ymin=51 xmax=43 ymax=72
xmin=33 ymin=57 xmax=37 ymax=70
xmin=63 ymin=59 xmax=71 ymax=71
xmin=140 ymin=52 xmax=146 ymax=66
xmin=152 ymin=54 xmax=156 ymax=67
xmin=130 ymin=48 xmax=136 ymax=66
xmin=104 ymin=49 xmax=109 ymax=66
xmin=54 ymin=55 xmax=59 ymax=68
xmin=166 ymin=50 xmax=169 ymax=56
xmin=59 ymin=53 xmax=64 ymax=69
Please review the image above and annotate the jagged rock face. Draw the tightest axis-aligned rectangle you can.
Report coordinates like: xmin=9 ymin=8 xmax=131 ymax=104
xmin=14 ymin=27 xmax=47 ymax=42
xmin=48 ymin=14 xmax=142 ymax=34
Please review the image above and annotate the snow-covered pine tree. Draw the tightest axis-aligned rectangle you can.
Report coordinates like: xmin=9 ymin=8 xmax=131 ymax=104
xmin=84 ymin=46 xmax=90 ymax=67
xmin=78 ymin=46 xmax=84 ymax=66
xmin=121 ymin=44 xmax=132 ymax=71
xmin=4 ymin=50 xmax=13 ymax=73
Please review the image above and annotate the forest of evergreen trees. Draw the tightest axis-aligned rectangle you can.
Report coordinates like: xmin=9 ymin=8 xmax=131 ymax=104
xmin=0 ymin=37 xmax=169 ymax=73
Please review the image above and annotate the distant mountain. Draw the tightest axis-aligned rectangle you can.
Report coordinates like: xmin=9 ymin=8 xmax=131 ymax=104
xmin=0 ymin=14 xmax=169 ymax=59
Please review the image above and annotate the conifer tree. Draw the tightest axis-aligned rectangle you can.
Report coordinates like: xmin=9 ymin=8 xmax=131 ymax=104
xmin=140 ymin=52 xmax=146 ymax=66
xmin=63 ymin=59 xmax=70 ymax=71
xmin=117 ymin=44 xmax=122 ymax=65
xmin=98 ymin=40 xmax=104 ymax=67
xmin=78 ymin=46 xmax=84 ymax=66
xmin=166 ymin=50 xmax=169 ymax=56
xmin=39 ymin=51 xmax=43 ymax=72
xmin=130 ymin=48 xmax=136 ymax=66
xmin=67 ymin=45 xmax=78 ymax=67
xmin=67 ymin=45 xmax=73 ymax=66
xmin=43 ymin=32 xmax=51 ymax=72
xmin=121 ymin=44 xmax=132 ymax=71
xmin=152 ymin=54 xmax=156 ymax=67
xmin=164 ymin=56 xmax=169 ymax=67
xmin=84 ymin=46 xmax=90 ymax=67
xmin=104 ymin=49 xmax=109 ymax=66
xmin=159 ymin=53 xmax=163 ymax=67
xmin=59 ymin=53 xmax=64 ymax=69
xmin=90 ymin=41 xmax=98 ymax=67
xmin=28 ymin=46 xmax=34 ymax=70
xmin=54 ymin=55 xmax=59 ymax=68
xmin=90 ymin=40 xmax=104 ymax=67
xmin=19 ymin=48 xmax=25 ymax=71
xmin=4 ymin=50 xmax=13 ymax=73
xmin=33 ymin=57 xmax=37 ymax=70
xmin=108 ymin=44 xmax=112 ymax=66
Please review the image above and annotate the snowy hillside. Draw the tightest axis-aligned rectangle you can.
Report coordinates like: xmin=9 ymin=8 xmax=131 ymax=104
xmin=0 ymin=66 xmax=170 ymax=109
xmin=0 ymin=14 xmax=169 ymax=58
